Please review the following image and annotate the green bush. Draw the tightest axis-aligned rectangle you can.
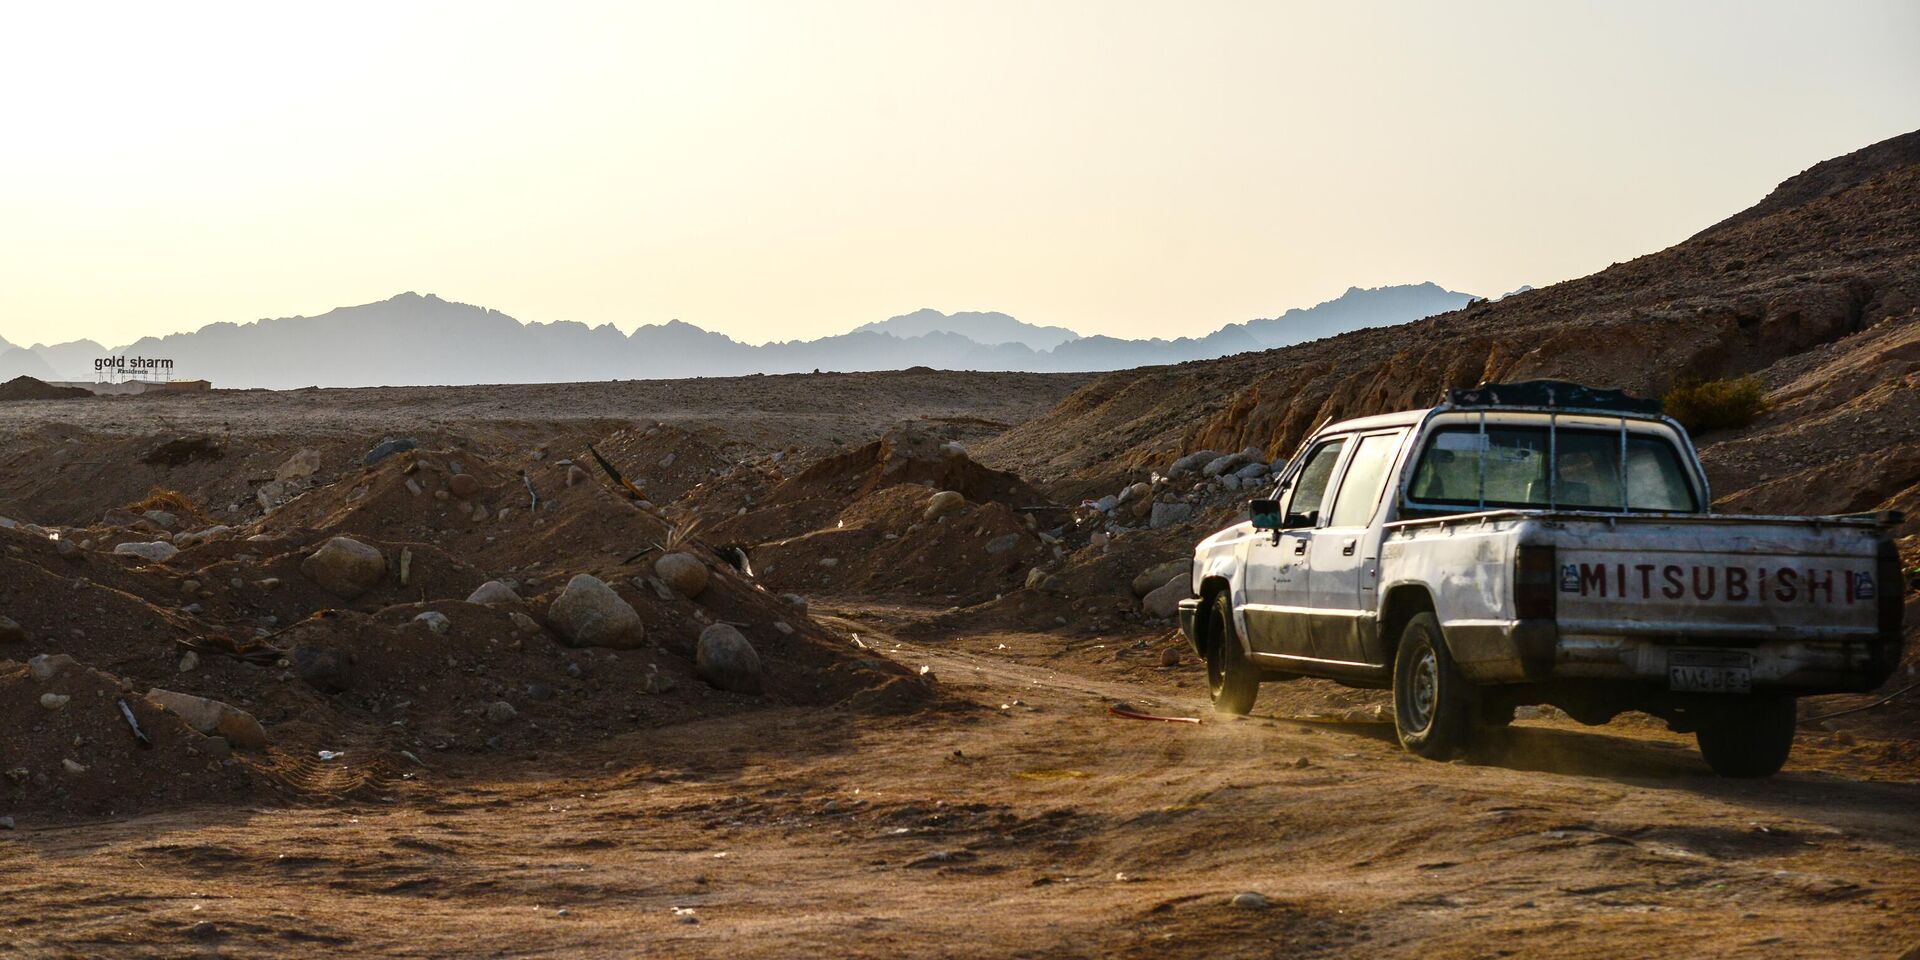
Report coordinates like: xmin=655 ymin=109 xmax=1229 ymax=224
xmin=1662 ymin=375 xmax=1769 ymax=434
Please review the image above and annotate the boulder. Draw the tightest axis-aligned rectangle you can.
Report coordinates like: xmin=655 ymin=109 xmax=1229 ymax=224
xmin=1092 ymin=495 xmax=1118 ymax=513
xmin=1142 ymin=575 xmax=1190 ymax=619
xmin=1116 ymin=481 xmax=1151 ymax=505
xmin=292 ymin=646 xmax=354 ymax=694
xmin=1234 ymin=461 xmax=1270 ymax=481
xmin=923 ymin=490 xmax=966 ymax=521
xmin=1148 ymin=501 xmax=1195 ymax=529
xmin=0 ymin=615 xmax=26 ymax=644
xmin=363 ymin=438 xmax=416 ymax=466
xmin=467 ymin=580 xmax=521 ymax=605
xmin=448 ymin=473 xmax=482 ymax=499
xmin=1132 ymin=559 xmax=1192 ymax=596
xmin=299 ymin=537 xmax=387 ymax=599
xmin=1166 ymin=450 xmax=1223 ymax=480
xmin=548 ymin=574 xmax=646 ymax=649
xmin=28 ymin=654 xmax=75 ymax=682
xmin=255 ymin=480 xmax=299 ymax=512
xmin=146 ymin=688 xmax=268 ymax=749
xmin=566 ymin=465 xmax=589 ymax=488
xmin=696 ymin=623 xmax=763 ymax=694
xmin=653 ymin=552 xmax=710 ymax=598
xmin=275 ymin=448 xmax=323 ymax=482
xmin=413 ymin=611 xmax=451 ymax=635
xmin=112 ymin=541 xmax=179 ymax=563
xmin=1202 ymin=452 xmax=1255 ymax=478
xmin=984 ymin=533 xmax=1021 ymax=555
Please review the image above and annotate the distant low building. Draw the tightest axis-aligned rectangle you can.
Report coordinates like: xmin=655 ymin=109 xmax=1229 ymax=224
xmin=49 ymin=378 xmax=212 ymax=396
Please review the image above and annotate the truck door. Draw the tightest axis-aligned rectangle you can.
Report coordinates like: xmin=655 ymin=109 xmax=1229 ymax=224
xmin=1307 ymin=430 xmax=1407 ymax=664
xmin=1241 ymin=437 xmax=1346 ymax=659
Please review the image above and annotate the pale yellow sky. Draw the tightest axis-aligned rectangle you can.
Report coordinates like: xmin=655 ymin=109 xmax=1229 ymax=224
xmin=1 ymin=1 xmax=1915 ymax=349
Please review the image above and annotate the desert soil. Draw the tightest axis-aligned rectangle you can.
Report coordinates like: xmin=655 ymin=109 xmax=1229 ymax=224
xmin=3 ymin=600 xmax=1916 ymax=958
xmin=0 ymin=369 xmax=1915 ymax=959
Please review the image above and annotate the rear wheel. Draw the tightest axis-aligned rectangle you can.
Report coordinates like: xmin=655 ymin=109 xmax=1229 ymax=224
xmin=1393 ymin=612 xmax=1477 ymax=759
xmin=1204 ymin=592 xmax=1259 ymax=715
xmin=1696 ymin=695 xmax=1797 ymax=778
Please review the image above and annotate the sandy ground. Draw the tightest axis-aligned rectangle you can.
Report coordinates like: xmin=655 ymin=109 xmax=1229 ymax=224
xmin=0 ymin=369 xmax=1094 ymax=449
xmin=3 ymin=600 xmax=1915 ymax=959
xmin=0 ymin=368 xmax=1914 ymax=959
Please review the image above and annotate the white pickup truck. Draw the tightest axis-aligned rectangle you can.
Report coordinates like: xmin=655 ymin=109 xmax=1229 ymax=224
xmin=1177 ymin=381 xmax=1904 ymax=777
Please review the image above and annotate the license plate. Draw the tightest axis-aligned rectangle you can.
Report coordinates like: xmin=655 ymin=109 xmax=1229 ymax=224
xmin=1668 ymin=649 xmax=1752 ymax=694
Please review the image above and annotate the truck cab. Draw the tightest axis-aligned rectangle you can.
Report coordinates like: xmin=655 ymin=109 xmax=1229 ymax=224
xmin=1178 ymin=381 xmax=1903 ymax=777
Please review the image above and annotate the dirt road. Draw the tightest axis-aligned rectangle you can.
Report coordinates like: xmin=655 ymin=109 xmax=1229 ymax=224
xmin=3 ymin=604 xmax=1915 ymax=959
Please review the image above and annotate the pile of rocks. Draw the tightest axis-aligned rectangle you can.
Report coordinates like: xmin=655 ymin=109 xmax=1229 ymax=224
xmin=1079 ymin=447 xmax=1280 ymax=532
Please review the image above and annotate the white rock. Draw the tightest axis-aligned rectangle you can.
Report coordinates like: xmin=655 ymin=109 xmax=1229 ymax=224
xmin=413 ymin=611 xmax=451 ymax=635
xmin=28 ymin=654 xmax=75 ymax=682
xmin=467 ymin=580 xmax=522 ymax=605
xmin=276 ymin=448 xmax=323 ymax=481
xmin=653 ymin=552 xmax=710 ymax=598
xmin=299 ymin=537 xmax=387 ymax=599
xmin=1132 ymin=559 xmax=1192 ymax=596
xmin=1141 ymin=575 xmax=1190 ymax=619
xmin=548 ymin=574 xmax=646 ymax=649
xmin=113 ymin=541 xmax=179 ymax=563
xmin=146 ymin=688 xmax=268 ymax=748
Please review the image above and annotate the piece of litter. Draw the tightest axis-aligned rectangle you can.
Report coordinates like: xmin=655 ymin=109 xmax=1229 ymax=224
xmin=317 ymin=750 xmax=345 ymax=761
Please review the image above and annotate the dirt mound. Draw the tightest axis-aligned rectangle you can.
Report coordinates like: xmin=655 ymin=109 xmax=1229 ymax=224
xmin=0 ymin=376 xmax=89 ymax=402
xmin=752 ymin=485 xmax=1055 ymax=605
xmin=0 ymin=657 xmax=271 ymax=817
xmin=0 ymin=431 xmax=942 ymax=821
xmin=582 ymin=421 xmax=735 ymax=504
xmin=700 ymin=424 xmax=1049 ymax=546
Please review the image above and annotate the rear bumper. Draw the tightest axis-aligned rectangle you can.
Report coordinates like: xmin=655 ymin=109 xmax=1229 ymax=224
xmin=1445 ymin=620 xmax=1898 ymax=693
xmin=1178 ymin=598 xmax=1202 ymax=654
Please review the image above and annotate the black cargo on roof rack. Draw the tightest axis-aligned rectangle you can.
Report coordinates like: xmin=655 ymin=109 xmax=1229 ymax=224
xmin=1444 ymin=380 xmax=1664 ymax=416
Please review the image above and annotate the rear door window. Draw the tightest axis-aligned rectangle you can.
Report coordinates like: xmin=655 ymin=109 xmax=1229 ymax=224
xmin=1327 ymin=431 xmax=1404 ymax=527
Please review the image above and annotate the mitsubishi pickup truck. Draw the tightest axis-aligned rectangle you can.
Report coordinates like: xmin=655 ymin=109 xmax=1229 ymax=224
xmin=1176 ymin=380 xmax=1904 ymax=777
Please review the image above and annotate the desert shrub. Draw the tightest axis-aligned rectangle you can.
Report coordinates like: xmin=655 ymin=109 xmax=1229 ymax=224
xmin=125 ymin=488 xmax=213 ymax=525
xmin=1662 ymin=376 xmax=1769 ymax=434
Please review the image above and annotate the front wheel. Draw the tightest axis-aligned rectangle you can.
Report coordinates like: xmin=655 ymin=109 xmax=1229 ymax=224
xmin=1696 ymin=695 xmax=1797 ymax=778
xmin=1392 ymin=612 xmax=1477 ymax=759
xmin=1204 ymin=592 xmax=1259 ymax=715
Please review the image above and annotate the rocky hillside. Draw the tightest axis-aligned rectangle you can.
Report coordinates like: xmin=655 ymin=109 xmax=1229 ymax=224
xmin=980 ymin=130 xmax=1920 ymax=553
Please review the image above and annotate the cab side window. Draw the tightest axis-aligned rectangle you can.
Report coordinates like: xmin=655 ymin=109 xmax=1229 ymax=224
xmin=1281 ymin=439 xmax=1346 ymax=528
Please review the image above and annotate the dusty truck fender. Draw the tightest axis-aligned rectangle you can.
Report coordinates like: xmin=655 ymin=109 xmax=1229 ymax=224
xmin=1181 ymin=521 xmax=1257 ymax=655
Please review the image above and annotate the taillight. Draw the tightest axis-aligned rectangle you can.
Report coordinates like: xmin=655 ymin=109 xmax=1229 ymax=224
xmin=1877 ymin=539 xmax=1904 ymax=667
xmin=1515 ymin=544 xmax=1557 ymax=621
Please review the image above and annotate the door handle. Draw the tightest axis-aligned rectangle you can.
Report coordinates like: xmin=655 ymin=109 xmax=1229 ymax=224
xmin=1293 ymin=539 xmax=1307 ymax=555
xmin=1341 ymin=541 xmax=1356 ymax=556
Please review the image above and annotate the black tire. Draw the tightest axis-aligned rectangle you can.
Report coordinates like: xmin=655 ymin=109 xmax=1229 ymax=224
xmin=1392 ymin=612 xmax=1478 ymax=759
xmin=1696 ymin=695 xmax=1797 ymax=778
xmin=1204 ymin=592 xmax=1259 ymax=715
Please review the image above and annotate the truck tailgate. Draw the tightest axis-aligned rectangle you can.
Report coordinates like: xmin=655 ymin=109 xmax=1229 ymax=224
xmin=1549 ymin=517 xmax=1887 ymax=641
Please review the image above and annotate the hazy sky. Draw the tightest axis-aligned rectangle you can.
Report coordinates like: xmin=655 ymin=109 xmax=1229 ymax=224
xmin=2 ymin=1 xmax=1915 ymax=349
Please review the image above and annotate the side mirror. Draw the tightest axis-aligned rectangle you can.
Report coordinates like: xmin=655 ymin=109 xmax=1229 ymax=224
xmin=1249 ymin=498 xmax=1281 ymax=531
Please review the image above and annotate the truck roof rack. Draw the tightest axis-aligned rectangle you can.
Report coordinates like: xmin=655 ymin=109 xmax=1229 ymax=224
xmin=1443 ymin=380 xmax=1664 ymax=416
